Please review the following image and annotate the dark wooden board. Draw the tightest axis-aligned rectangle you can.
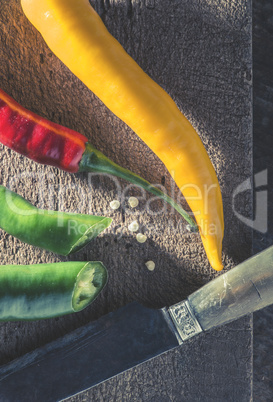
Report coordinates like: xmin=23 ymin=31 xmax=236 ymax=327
xmin=253 ymin=0 xmax=273 ymax=399
xmin=0 ymin=0 xmax=252 ymax=400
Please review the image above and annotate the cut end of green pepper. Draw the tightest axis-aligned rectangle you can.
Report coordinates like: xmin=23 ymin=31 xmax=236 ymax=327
xmin=72 ymin=262 xmax=108 ymax=312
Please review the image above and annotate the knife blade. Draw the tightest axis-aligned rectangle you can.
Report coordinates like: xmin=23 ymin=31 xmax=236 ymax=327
xmin=0 ymin=245 xmax=272 ymax=401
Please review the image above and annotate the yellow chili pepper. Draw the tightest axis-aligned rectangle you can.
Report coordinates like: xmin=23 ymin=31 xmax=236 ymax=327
xmin=21 ymin=0 xmax=224 ymax=270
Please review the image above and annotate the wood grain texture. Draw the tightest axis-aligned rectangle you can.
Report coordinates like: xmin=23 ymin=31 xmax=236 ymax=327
xmin=0 ymin=0 xmax=252 ymax=400
xmin=253 ymin=0 xmax=273 ymax=399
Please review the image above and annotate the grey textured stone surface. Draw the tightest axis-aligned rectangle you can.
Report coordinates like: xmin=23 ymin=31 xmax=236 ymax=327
xmin=0 ymin=0 xmax=252 ymax=400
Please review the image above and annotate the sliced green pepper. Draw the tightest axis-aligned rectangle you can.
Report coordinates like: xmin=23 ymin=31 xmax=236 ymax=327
xmin=0 ymin=261 xmax=107 ymax=320
xmin=0 ymin=186 xmax=112 ymax=255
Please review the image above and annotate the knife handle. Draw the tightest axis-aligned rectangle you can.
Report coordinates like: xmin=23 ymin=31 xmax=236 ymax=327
xmin=187 ymin=246 xmax=273 ymax=332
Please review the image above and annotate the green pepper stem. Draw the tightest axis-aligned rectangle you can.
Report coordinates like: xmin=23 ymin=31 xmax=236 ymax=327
xmin=79 ymin=143 xmax=198 ymax=231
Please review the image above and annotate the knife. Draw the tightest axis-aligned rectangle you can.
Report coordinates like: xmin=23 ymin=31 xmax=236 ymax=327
xmin=0 ymin=245 xmax=272 ymax=401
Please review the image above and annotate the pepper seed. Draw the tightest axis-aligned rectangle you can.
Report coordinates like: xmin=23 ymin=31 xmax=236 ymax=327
xmin=128 ymin=196 xmax=139 ymax=208
xmin=136 ymin=233 xmax=147 ymax=243
xmin=145 ymin=261 xmax=155 ymax=271
xmin=128 ymin=220 xmax=139 ymax=232
xmin=110 ymin=200 xmax=120 ymax=210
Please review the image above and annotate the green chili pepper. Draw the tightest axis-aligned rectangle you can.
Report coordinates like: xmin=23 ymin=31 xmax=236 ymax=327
xmin=0 ymin=186 xmax=112 ymax=255
xmin=0 ymin=261 xmax=107 ymax=320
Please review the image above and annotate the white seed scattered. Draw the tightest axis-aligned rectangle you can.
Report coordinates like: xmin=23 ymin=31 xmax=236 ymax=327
xmin=128 ymin=196 xmax=139 ymax=208
xmin=110 ymin=200 xmax=120 ymax=210
xmin=128 ymin=220 xmax=139 ymax=232
xmin=136 ymin=233 xmax=147 ymax=243
xmin=145 ymin=260 xmax=155 ymax=271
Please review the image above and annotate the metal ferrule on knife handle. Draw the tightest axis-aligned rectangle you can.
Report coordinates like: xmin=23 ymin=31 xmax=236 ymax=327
xmin=167 ymin=301 xmax=203 ymax=343
xmin=168 ymin=246 xmax=273 ymax=340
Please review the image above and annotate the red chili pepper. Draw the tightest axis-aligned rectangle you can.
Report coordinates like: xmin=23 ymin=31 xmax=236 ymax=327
xmin=0 ymin=89 xmax=87 ymax=172
xmin=0 ymin=88 xmax=197 ymax=230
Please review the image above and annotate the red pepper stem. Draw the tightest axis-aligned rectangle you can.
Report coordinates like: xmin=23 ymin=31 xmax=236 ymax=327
xmin=79 ymin=143 xmax=198 ymax=231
